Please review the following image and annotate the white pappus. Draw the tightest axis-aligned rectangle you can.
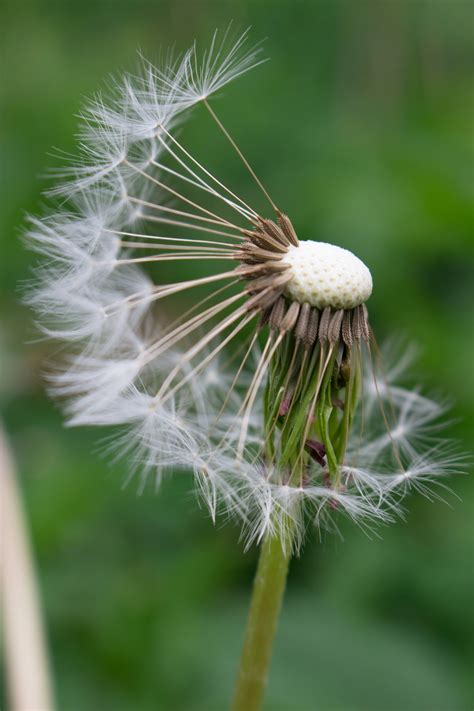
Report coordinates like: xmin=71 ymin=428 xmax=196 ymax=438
xmin=26 ymin=28 xmax=463 ymax=552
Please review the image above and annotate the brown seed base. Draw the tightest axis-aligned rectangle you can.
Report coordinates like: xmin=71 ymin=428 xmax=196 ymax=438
xmin=233 ymin=212 xmax=370 ymax=346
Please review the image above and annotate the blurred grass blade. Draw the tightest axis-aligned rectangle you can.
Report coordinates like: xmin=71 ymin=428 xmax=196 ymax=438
xmin=0 ymin=423 xmax=55 ymax=711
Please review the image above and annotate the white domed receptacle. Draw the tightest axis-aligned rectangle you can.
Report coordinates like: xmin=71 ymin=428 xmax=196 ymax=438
xmin=282 ymin=240 xmax=373 ymax=310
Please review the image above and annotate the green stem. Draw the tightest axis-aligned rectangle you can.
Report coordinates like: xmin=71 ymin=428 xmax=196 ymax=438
xmin=231 ymin=533 xmax=292 ymax=711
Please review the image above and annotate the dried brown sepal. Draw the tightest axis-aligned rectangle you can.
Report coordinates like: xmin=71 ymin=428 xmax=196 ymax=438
xmin=246 ymin=286 xmax=284 ymax=312
xmin=243 ymin=229 xmax=288 ymax=254
xmin=342 ymin=309 xmax=353 ymax=347
xmin=259 ymin=304 xmax=274 ymax=328
xmin=318 ymin=306 xmax=332 ymax=342
xmin=234 ymin=262 xmax=290 ymax=279
xmin=245 ymin=272 xmax=291 ymax=295
xmin=361 ymin=304 xmax=370 ymax=340
xmin=269 ymin=296 xmax=286 ymax=329
xmin=352 ymin=304 xmax=370 ymax=341
xmin=276 ymin=211 xmax=299 ymax=247
xmin=328 ymin=309 xmax=344 ymax=344
xmin=280 ymin=301 xmax=300 ymax=333
xmin=295 ymin=302 xmax=311 ymax=342
xmin=304 ymin=307 xmax=320 ymax=348
xmin=255 ymin=217 xmax=289 ymax=247
xmin=236 ymin=244 xmax=285 ymax=265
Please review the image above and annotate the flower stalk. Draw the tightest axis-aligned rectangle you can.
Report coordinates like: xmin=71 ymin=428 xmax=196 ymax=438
xmin=232 ymin=336 xmax=365 ymax=710
xmin=231 ymin=530 xmax=292 ymax=711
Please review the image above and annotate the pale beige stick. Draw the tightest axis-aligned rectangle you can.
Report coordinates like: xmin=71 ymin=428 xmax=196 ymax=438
xmin=0 ymin=423 xmax=55 ymax=711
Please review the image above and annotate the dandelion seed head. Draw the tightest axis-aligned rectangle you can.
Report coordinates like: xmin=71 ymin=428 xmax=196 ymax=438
xmin=25 ymin=29 xmax=463 ymax=552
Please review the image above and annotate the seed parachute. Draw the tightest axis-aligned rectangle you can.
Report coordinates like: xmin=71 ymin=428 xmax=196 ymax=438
xmin=27 ymin=29 xmax=462 ymax=550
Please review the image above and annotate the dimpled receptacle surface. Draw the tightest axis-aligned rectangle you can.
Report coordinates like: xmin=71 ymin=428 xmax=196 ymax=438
xmin=282 ymin=240 xmax=372 ymax=310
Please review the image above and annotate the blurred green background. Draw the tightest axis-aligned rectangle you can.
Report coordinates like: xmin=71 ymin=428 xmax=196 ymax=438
xmin=1 ymin=1 xmax=473 ymax=709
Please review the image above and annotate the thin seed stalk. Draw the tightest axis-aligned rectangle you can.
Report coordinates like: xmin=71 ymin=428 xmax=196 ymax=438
xmin=231 ymin=529 xmax=293 ymax=711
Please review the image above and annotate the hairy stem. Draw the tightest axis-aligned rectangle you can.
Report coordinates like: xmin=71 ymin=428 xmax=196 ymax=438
xmin=231 ymin=532 xmax=292 ymax=711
